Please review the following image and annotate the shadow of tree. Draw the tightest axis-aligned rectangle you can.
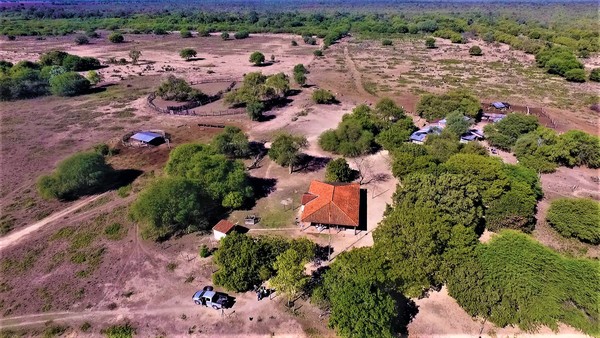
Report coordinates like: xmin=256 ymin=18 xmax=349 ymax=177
xmin=294 ymin=154 xmax=331 ymax=173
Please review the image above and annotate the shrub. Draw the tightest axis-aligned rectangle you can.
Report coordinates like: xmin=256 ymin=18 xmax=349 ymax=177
xmin=49 ymin=72 xmax=90 ymax=97
xmin=62 ymin=55 xmax=101 ymax=71
xmin=221 ymin=32 xmax=230 ymax=40
xmin=425 ymin=37 xmax=436 ymax=48
xmin=197 ymin=28 xmax=211 ymax=37
xmin=156 ymin=75 xmax=207 ymax=101
xmin=74 ymin=35 xmax=89 ymax=45
xmin=86 ymin=70 xmax=101 ymax=85
xmin=469 ymin=45 xmax=483 ymax=56
xmin=564 ymin=69 xmax=586 ymax=82
xmin=547 ymin=198 xmax=600 ymax=244
xmin=313 ymin=50 xmax=324 ymax=57
xmin=589 ymin=68 xmax=600 ymax=82
xmin=312 ymin=88 xmax=336 ymax=104
xmin=7 ymin=35 xmax=16 ymax=41
xmin=325 ymin=158 xmax=354 ymax=183
xmin=291 ymin=40 xmax=298 ymax=46
xmin=37 ymin=152 xmax=112 ymax=200
xmin=234 ymin=31 xmax=250 ymax=39
xmin=86 ymin=30 xmax=99 ymax=38
xmin=180 ymin=29 xmax=192 ymax=38
xmin=303 ymin=35 xmax=317 ymax=45
xmin=249 ymin=51 xmax=265 ymax=65
xmin=153 ymin=27 xmax=168 ymax=35
xmin=179 ymin=48 xmax=197 ymax=60
xmin=108 ymin=32 xmax=124 ymax=43
xmin=199 ymin=244 xmax=210 ymax=258
xmin=101 ymin=323 xmax=135 ymax=338
xmin=382 ymin=39 xmax=393 ymax=46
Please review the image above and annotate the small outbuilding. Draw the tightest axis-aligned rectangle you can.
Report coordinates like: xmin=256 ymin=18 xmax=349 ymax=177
xmin=491 ymin=102 xmax=510 ymax=110
xmin=129 ymin=131 xmax=165 ymax=146
xmin=460 ymin=129 xmax=485 ymax=143
xmin=410 ymin=126 xmax=442 ymax=144
xmin=212 ymin=219 xmax=236 ymax=240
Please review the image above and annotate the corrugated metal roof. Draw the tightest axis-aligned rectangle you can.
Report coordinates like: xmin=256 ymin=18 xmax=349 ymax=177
xmin=131 ymin=131 xmax=162 ymax=143
xmin=492 ymin=102 xmax=507 ymax=109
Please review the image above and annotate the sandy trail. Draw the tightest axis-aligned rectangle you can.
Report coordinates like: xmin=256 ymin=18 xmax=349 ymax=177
xmin=343 ymin=46 xmax=375 ymax=101
xmin=0 ymin=192 xmax=109 ymax=251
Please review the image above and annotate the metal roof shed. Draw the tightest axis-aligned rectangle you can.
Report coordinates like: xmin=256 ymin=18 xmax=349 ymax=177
xmin=131 ymin=131 xmax=163 ymax=143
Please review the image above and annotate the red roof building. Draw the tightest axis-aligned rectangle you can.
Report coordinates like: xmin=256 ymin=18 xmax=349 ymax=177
xmin=212 ymin=219 xmax=236 ymax=240
xmin=300 ymin=181 xmax=360 ymax=227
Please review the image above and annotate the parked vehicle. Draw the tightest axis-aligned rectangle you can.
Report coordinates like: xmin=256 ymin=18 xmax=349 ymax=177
xmin=192 ymin=286 xmax=230 ymax=309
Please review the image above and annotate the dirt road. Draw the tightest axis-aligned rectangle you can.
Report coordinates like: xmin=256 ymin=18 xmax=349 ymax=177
xmin=0 ymin=192 xmax=109 ymax=251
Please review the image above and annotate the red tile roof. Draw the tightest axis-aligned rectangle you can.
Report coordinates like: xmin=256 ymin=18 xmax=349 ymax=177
xmin=301 ymin=181 xmax=360 ymax=227
xmin=213 ymin=219 xmax=236 ymax=234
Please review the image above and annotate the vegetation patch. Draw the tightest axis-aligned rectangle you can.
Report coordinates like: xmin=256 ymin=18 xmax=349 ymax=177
xmin=546 ymin=198 xmax=600 ymax=244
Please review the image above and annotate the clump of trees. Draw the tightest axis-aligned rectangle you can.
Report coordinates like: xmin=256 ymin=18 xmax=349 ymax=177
xmin=249 ymin=51 xmax=265 ymax=66
xmin=212 ymin=232 xmax=315 ymax=292
xmin=536 ymin=46 xmax=585 ymax=82
xmin=38 ymin=152 xmax=113 ymax=200
xmin=312 ymin=88 xmax=336 ymax=104
xmin=485 ymin=114 xmax=600 ymax=172
xmin=319 ymin=98 xmax=416 ymax=157
xmin=268 ymin=133 xmax=308 ymax=173
xmin=1 ymin=52 xmax=99 ymax=100
xmin=416 ymin=89 xmax=481 ymax=121
xmin=224 ymin=72 xmax=290 ymax=120
xmin=447 ymin=231 xmax=599 ymax=336
xmin=546 ymin=198 xmax=600 ymax=244
xmin=325 ymin=158 xmax=354 ymax=183
xmin=156 ymin=75 xmax=207 ymax=101
xmin=131 ymin=141 xmax=254 ymax=240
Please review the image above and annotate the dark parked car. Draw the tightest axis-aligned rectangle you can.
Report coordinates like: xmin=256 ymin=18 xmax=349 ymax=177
xmin=192 ymin=286 xmax=230 ymax=309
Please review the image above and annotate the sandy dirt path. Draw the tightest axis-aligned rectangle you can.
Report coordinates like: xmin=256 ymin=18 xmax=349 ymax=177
xmin=343 ymin=46 xmax=376 ymax=101
xmin=0 ymin=192 xmax=109 ymax=251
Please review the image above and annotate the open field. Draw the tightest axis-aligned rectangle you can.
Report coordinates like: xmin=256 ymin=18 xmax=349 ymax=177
xmin=1 ymin=30 xmax=598 ymax=337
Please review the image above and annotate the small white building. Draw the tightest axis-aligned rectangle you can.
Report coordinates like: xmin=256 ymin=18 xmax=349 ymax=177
xmin=212 ymin=219 xmax=236 ymax=240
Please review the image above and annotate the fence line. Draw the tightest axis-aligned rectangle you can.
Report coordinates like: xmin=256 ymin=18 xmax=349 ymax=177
xmin=147 ymin=81 xmax=239 ymax=116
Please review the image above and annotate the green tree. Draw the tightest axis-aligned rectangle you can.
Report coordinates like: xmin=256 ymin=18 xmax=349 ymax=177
xmin=270 ymin=248 xmax=310 ymax=307
xmin=37 ymin=152 xmax=112 ymax=200
xmin=469 ymin=45 xmax=483 ymax=56
xmin=128 ymin=49 xmax=141 ymax=64
xmin=445 ymin=111 xmax=471 ymax=137
xmin=156 ymin=75 xmax=207 ymax=101
xmin=129 ymin=177 xmax=217 ymax=240
xmin=212 ymin=126 xmax=250 ymax=158
xmin=325 ymin=158 xmax=354 ymax=183
xmin=164 ymin=143 xmax=253 ymax=208
xmin=269 ymin=133 xmax=308 ymax=173
xmin=265 ymin=72 xmax=289 ymax=97
xmin=49 ymin=72 xmax=90 ymax=96
xmin=179 ymin=48 xmax=198 ymax=61
xmin=425 ymin=37 xmax=436 ymax=48
xmin=86 ymin=70 xmax=101 ymax=85
xmin=375 ymin=118 xmax=416 ymax=150
xmin=547 ymin=198 xmax=600 ymax=244
xmin=483 ymin=113 xmax=539 ymax=150
xmin=249 ymin=51 xmax=265 ymax=65
xmin=294 ymin=72 xmax=306 ymax=86
xmin=557 ymin=130 xmax=600 ymax=168
xmin=312 ymin=88 xmax=336 ymax=104
xmin=108 ymin=32 xmax=124 ymax=43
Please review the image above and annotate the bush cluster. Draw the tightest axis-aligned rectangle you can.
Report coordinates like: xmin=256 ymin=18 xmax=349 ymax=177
xmin=311 ymin=88 xmax=336 ymax=104
xmin=319 ymin=99 xmax=415 ymax=157
xmin=156 ymin=75 xmax=207 ymax=101
xmin=416 ymin=89 xmax=481 ymax=121
xmin=293 ymin=63 xmax=308 ymax=86
xmin=224 ymin=72 xmax=290 ymax=120
xmin=536 ymin=46 xmax=585 ymax=82
xmin=546 ymin=198 xmax=600 ymax=244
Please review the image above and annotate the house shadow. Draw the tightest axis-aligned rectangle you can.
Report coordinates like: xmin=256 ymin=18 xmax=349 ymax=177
xmin=294 ymin=154 xmax=331 ymax=173
xmin=357 ymin=189 xmax=368 ymax=232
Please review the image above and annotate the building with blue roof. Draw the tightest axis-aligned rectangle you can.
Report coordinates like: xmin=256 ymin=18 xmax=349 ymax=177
xmin=129 ymin=131 xmax=165 ymax=146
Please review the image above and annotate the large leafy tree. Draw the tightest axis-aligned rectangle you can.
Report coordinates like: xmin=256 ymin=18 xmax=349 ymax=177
xmin=38 ymin=152 xmax=112 ymax=200
xmin=49 ymin=72 xmax=90 ymax=96
xmin=325 ymin=158 xmax=354 ymax=183
xmin=317 ymin=248 xmax=399 ymax=338
xmin=165 ymin=143 xmax=253 ymax=208
xmin=416 ymin=89 xmax=480 ymax=121
xmin=129 ymin=177 xmax=216 ymax=240
xmin=483 ymin=113 xmax=539 ymax=150
xmin=270 ymin=248 xmax=310 ymax=306
xmin=268 ymin=133 xmax=308 ymax=173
